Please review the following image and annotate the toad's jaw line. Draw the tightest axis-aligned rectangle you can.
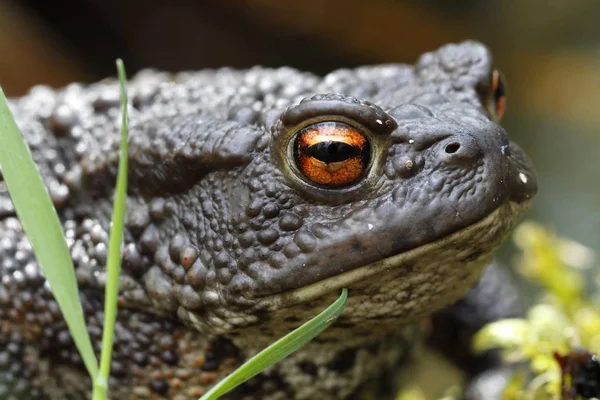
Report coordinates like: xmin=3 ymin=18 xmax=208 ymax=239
xmin=259 ymin=199 xmax=531 ymax=312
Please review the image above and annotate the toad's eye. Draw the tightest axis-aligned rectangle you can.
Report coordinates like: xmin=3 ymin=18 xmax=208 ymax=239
xmin=293 ymin=121 xmax=371 ymax=187
xmin=488 ymin=69 xmax=507 ymax=122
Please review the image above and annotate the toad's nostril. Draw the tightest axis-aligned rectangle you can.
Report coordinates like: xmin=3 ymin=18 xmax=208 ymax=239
xmin=445 ymin=142 xmax=460 ymax=154
xmin=440 ymin=137 xmax=482 ymax=162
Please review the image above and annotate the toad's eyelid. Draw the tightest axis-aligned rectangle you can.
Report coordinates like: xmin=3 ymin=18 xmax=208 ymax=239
xmin=280 ymin=94 xmax=397 ymax=135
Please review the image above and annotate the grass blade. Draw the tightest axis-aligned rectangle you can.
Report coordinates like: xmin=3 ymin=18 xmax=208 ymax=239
xmin=0 ymin=88 xmax=99 ymax=378
xmin=200 ymin=288 xmax=348 ymax=400
xmin=92 ymin=59 xmax=129 ymax=400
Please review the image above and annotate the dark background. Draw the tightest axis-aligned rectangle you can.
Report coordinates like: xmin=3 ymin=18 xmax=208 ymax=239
xmin=2 ymin=0 xmax=600 ymax=255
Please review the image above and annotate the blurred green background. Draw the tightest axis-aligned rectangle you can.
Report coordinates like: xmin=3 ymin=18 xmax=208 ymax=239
xmin=1 ymin=0 xmax=599 ymax=253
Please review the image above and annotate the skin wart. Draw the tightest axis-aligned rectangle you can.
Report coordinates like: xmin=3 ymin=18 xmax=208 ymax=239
xmin=0 ymin=41 xmax=536 ymax=399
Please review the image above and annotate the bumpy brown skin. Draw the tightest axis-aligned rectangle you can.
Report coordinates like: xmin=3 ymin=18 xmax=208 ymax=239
xmin=0 ymin=41 xmax=536 ymax=399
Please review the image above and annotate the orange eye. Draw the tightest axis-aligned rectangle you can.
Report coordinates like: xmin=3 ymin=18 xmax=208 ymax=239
xmin=294 ymin=122 xmax=370 ymax=187
xmin=491 ymin=69 xmax=507 ymax=121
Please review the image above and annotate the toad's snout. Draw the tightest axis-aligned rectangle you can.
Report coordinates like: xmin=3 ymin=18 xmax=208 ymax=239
xmin=506 ymin=142 xmax=538 ymax=203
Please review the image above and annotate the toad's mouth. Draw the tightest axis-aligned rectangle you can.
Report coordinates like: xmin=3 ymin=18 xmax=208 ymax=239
xmin=259 ymin=199 xmax=531 ymax=313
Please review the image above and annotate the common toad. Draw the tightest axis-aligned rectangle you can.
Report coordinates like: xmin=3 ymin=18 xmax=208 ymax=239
xmin=0 ymin=41 xmax=536 ymax=399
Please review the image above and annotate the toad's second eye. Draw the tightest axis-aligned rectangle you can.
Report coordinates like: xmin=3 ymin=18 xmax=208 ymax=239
xmin=294 ymin=122 xmax=371 ymax=187
xmin=490 ymin=69 xmax=507 ymax=121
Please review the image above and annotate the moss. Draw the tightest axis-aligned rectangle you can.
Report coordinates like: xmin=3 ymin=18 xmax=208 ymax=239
xmin=474 ymin=221 xmax=600 ymax=399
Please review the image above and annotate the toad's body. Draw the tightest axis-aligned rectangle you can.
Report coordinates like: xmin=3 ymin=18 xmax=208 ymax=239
xmin=0 ymin=41 xmax=536 ymax=399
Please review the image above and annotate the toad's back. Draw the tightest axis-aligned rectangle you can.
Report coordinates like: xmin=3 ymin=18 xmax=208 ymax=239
xmin=0 ymin=41 xmax=536 ymax=399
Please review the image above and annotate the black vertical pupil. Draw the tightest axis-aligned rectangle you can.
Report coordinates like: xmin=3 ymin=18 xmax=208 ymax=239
xmin=306 ymin=141 xmax=360 ymax=163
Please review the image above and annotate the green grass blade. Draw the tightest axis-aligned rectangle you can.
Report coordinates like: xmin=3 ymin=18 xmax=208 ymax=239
xmin=92 ymin=59 xmax=129 ymax=400
xmin=200 ymin=288 xmax=348 ymax=400
xmin=0 ymin=88 xmax=99 ymax=378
